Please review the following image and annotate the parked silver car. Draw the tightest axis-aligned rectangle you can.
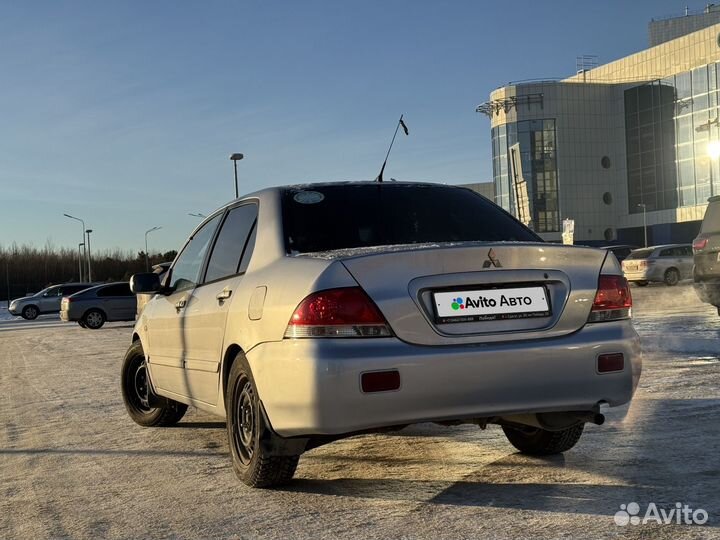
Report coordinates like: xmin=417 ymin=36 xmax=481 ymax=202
xmin=621 ymin=244 xmax=693 ymax=286
xmin=9 ymin=282 xmax=95 ymax=320
xmin=60 ymin=282 xmax=137 ymax=329
xmin=122 ymin=182 xmax=641 ymax=488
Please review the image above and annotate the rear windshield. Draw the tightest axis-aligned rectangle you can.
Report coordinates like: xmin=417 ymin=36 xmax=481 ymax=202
xmin=282 ymin=184 xmax=540 ymax=254
xmin=625 ymin=248 xmax=654 ymax=260
xmin=701 ymin=201 xmax=720 ymax=233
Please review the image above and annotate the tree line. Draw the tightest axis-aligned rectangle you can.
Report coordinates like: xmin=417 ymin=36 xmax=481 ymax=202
xmin=0 ymin=243 xmax=177 ymax=302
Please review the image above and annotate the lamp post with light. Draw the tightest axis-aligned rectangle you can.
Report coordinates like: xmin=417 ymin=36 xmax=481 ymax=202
xmin=708 ymin=140 xmax=720 ymax=198
xmin=64 ymin=213 xmax=87 ymax=280
xmin=85 ymin=229 xmax=93 ymax=282
xmin=144 ymin=226 xmax=162 ymax=271
xmin=230 ymin=153 xmax=244 ymax=198
xmin=78 ymin=243 xmax=85 ymax=282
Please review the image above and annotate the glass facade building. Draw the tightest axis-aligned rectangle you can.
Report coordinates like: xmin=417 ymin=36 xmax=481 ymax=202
xmin=491 ymin=119 xmax=559 ymax=232
xmin=481 ymin=19 xmax=720 ymax=244
xmin=625 ymin=62 xmax=720 ymax=214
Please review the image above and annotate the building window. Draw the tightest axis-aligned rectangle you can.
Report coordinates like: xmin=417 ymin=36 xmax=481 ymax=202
xmin=490 ymin=117 xmax=559 ymax=233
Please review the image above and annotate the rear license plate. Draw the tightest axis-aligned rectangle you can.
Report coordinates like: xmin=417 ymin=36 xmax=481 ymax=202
xmin=433 ymin=286 xmax=551 ymax=323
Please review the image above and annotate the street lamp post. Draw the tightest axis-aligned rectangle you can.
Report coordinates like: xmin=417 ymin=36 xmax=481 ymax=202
xmin=144 ymin=226 xmax=162 ymax=271
xmin=707 ymin=140 xmax=720 ymax=198
xmin=85 ymin=229 xmax=93 ymax=282
xmin=637 ymin=203 xmax=647 ymax=247
xmin=230 ymin=153 xmax=244 ymax=198
xmin=78 ymin=243 xmax=85 ymax=282
xmin=64 ymin=213 xmax=87 ymax=280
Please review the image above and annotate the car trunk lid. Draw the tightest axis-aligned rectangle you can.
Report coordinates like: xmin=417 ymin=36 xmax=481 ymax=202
xmin=330 ymin=242 xmax=608 ymax=346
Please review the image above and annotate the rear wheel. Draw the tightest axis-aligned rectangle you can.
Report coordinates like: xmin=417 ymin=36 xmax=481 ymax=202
xmin=83 ymin=309 xmax=106 ymax=329
xmin=121 ymin=341 xmax=187 ymax=427
xmin=77 ymin=320 xmax=87 ymax=328
xmin=502 ymin=424 xmax=584 ymax=455
xmin=21 ymin=305 xmax=39 ymax=320
xmin=634 ymin=280 xmax=649 ymax=287
xmin=664 ymin=268 xmax=680 ymax=286
xmin=226 ymin=354 xmax=299 ymax=487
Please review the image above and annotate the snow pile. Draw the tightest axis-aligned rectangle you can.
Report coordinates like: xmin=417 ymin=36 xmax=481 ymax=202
xmin=0 ymin=306 xmax=14 ymax=321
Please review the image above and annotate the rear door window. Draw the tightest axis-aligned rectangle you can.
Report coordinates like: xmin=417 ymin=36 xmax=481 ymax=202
xmin=97 ymin=284 xmax=133 ymax=297
xmin=282 ymin=184 xmax=540 ymax=254
xmin=204 ymin=203 xmax=258 ymax=283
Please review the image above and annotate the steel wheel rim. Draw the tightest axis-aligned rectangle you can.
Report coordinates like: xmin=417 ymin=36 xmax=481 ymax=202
xmin=25 ymin=307 xmax=37 ymax=318
xmin=667 ymin=270 xmax=679 ymax=285
xmin=133 ymin=361 xmax=151 ymax=411
xmin=86 ymin=312 xmax=102 ymax=327
xmin=126 ymin=354 xmax=153 ymax=413
xmin=232 ymin=377 xmax=255 ymax=465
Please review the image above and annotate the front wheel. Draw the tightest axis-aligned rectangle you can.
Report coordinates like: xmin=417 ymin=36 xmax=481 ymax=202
xmin=502 ymin=424 xmax=584 ymax=455
xmin=121 ymin=341 xmax=187 ymax=427
xmin=664 ymin=268 xmax=680 ymax=286
xmin=21 ymin=305 xmax=39 ymax=320
xmin=226 ymin=354 xmax=299 ymax=488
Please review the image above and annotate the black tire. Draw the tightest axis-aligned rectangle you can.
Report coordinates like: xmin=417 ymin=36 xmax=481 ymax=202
xmin=78 ymin=320 xmax=87 ymax=328
xmin=21 ymin=305 xmax=39 ymax=320
xmin=226 ymin=353 xmax=299 ymax=488
xmin=83 ymin=309 xmax=106 ymax=329
xmin=635 ymin=280 xmax=649 ymax=287
xmin=664 ymin=268 xmax=680 ymax=286
xmin=502 ymin=424 xmax=584 ymax=456
xmin=121 ymin=341 xmax=188 ymax=427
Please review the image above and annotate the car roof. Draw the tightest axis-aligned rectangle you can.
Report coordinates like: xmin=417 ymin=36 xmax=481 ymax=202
xmin=69 ymin=281 xmax=128 ymax=295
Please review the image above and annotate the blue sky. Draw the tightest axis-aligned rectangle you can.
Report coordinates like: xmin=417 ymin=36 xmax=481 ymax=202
xmin=0 ymin=0 xmax=701 ymax=252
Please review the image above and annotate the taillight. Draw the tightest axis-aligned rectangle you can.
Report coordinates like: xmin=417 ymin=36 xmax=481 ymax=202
xmin=693 ymin=238 xmax=708 ymax=251
xmin=588 ymin=275 xmax=632 ymax=323
xmin=284 ymin=287 xmax=392 ymax=338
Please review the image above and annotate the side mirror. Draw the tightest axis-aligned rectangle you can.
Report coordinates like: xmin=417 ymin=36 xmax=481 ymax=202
xmin=130 ymin=273 xmax=162 ymax=295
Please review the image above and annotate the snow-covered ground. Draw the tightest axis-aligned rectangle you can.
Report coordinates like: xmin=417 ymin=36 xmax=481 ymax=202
xmin=1 ymin=283 xmax=718 ymax=539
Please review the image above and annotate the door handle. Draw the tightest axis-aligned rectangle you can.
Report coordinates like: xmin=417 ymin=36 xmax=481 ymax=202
xmin=216 ymin=288 xmax=232 ymax=301
xmin=175 ymin=298 xmax=186 ymax=310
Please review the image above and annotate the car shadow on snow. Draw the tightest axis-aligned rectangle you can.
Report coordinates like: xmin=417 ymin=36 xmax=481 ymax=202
xmin=285 ymin=398 xmax=720 ymax=524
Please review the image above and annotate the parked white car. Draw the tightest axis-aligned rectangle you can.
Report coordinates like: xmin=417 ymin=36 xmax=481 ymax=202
xmin=621 ymin=244 xmax=693 ymax=286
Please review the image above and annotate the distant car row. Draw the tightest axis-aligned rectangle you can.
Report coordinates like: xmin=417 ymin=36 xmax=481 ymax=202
xmin=7 ymin=263 xmax=171 ymax=328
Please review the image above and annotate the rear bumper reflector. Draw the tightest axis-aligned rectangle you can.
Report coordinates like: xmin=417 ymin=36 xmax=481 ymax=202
xmin=598 ymin=353 xmax=624 ymax=373
xmin=361 ymin=370 xmax=401 ymax=393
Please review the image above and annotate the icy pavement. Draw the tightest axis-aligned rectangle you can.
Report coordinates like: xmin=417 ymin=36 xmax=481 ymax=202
xmin=0 ymin=283 xmax=718 ymax=539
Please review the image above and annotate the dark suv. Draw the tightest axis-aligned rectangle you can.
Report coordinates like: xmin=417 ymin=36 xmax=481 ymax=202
xmin=693 ymin=195 xmax=720 ymax=311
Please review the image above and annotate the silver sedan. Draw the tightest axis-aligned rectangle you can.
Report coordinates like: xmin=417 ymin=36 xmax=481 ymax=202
xmin=122 ymin=182 xmax=641 ymax=487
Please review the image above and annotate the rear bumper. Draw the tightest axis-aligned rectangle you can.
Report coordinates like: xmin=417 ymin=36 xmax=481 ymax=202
xmin=693 ymin=279 xmax=720 ymax=306
xmin=248 ymin=320 xmax=642 ymax=437
xmin=624 ymin=268 xmax=661 ymax=282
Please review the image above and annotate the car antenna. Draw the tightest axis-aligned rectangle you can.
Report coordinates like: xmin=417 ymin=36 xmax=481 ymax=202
xmin=375 ymin=115 xmax=409 ymax=183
